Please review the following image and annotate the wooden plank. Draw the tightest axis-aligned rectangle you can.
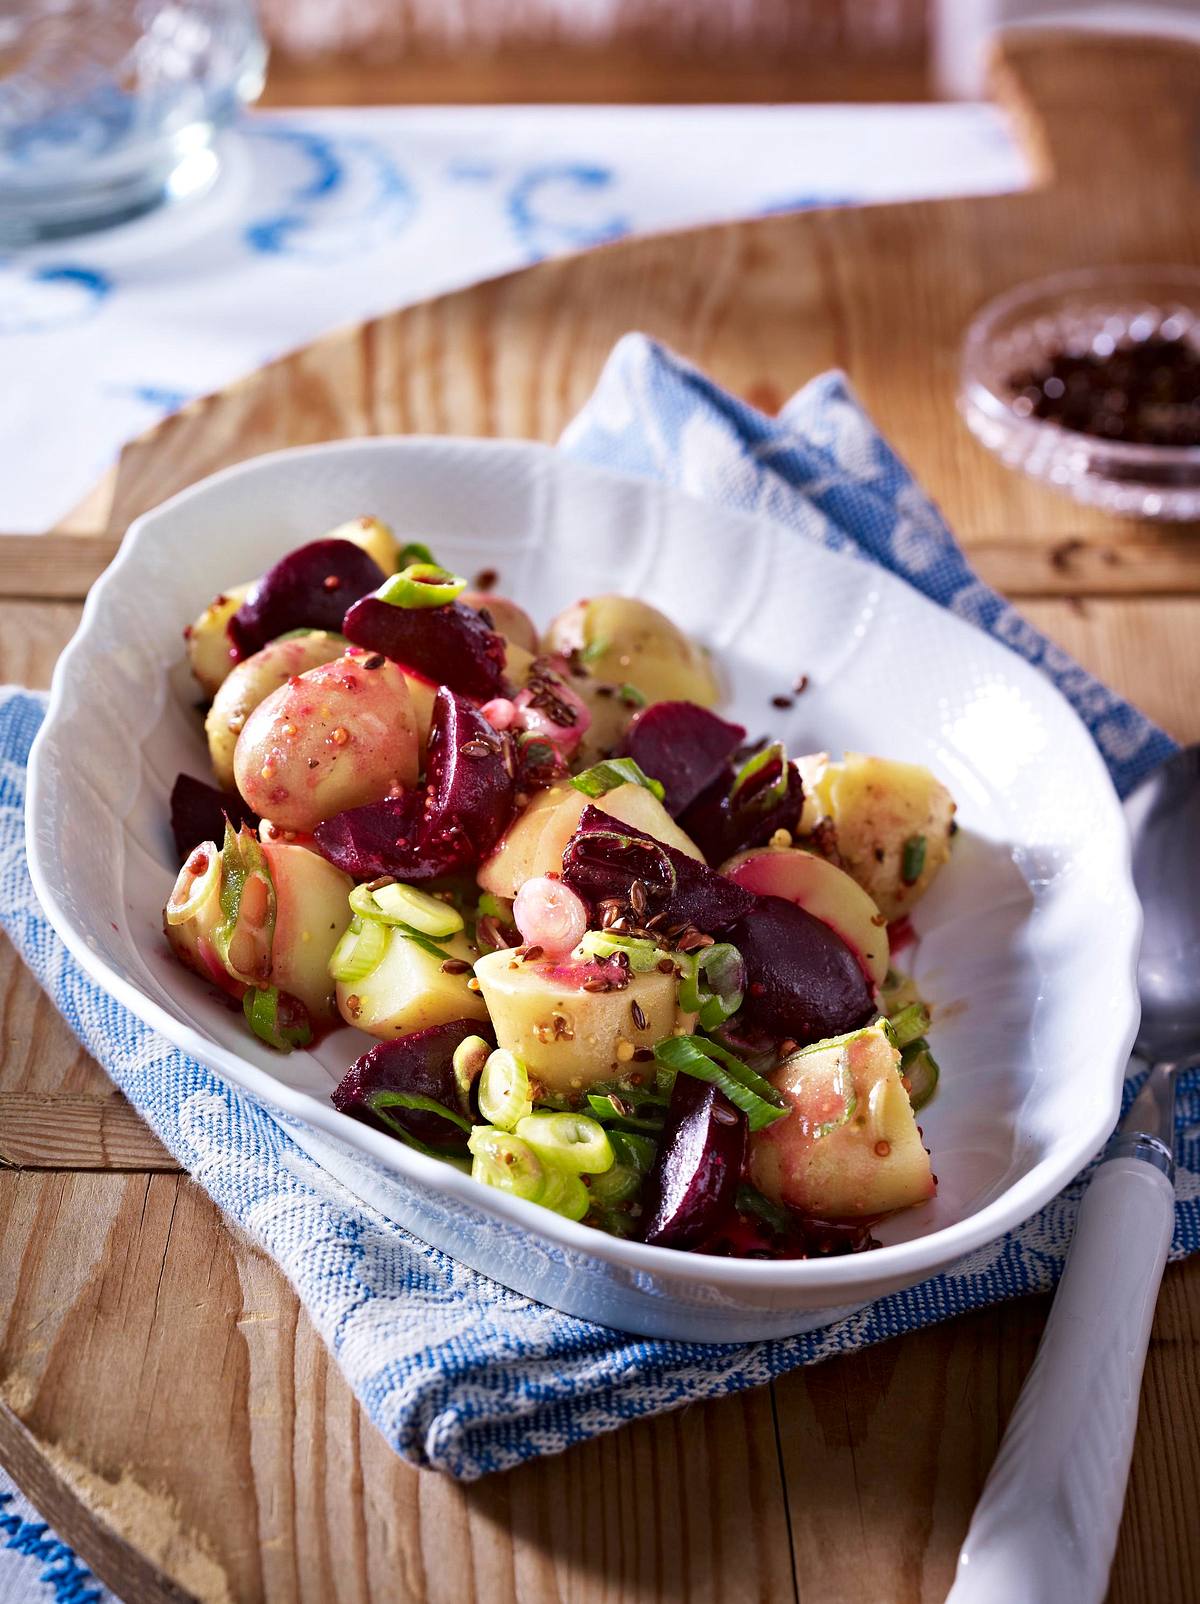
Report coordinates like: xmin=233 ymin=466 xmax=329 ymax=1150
xmin=0 ymin=534 xmax=122 ymax=600
xmin=0 ymin=1094 xmax=179 ymax=1172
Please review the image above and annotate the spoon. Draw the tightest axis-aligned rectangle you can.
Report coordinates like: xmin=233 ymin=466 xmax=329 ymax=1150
xmin=948 ymin=745 xmax=1200 ymax=1604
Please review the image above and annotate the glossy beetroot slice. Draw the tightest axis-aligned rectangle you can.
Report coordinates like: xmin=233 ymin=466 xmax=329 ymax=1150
xmin=561 ymin=806 xmax=754 ymax=932
xmin=227 ymin=539 xmax=385 ymax=661
xmin=313 ymin=792 xmax=444 ymax=880
xmin=424 ymin=686 xmax=516 ymax=861
xmin=343 ymin=594 xmax=507 ymax=702
xmin=618 ymin=702 xmax=745 ymax=816
xmin=679 ymin=754 xmax=804 ymax=864
xmin=641 ymin=1075 xmax=746 ymax=1249
xmin=333 ymin=1019 xmax=493 ymax=1150
xmin=726 ymin=893 xmax=875 ymax=1045
xmin=170 ymin=772 xmax=259 ymax=860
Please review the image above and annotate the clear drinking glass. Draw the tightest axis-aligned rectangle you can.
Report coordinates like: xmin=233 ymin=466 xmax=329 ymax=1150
xmin=0 ymin=0 xmax=266 ymax=244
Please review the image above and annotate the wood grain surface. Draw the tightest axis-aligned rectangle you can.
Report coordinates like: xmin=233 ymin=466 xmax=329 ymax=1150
xmin=4 ymin=28 xmax=1200 ymax=1604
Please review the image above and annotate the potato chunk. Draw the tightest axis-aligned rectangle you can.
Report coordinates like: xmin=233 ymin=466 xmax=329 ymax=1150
xmin=337 ymin=929 xmax=489 ymax=1038
xmin=261 ymin=841 xmax=352 ymax=1020
xmin=477 ymin=780 xmax=704 ymax=899
xmin=543 ymin=596 xmax=720 ymax=708
xmin=205 ymin=631 xmax=345 ymax=789
xmin=748 ymin=1023 xmax=935 ymax=1218
xmin=797 ymin=752 xmax=955 ymax=921
xmin=473 ymin=948 xmax=688 ymax=1095
xmin=325 ymin=516 xmax=400 ymax=576
xmin=186 ymin=582 xmax=251 ymax=697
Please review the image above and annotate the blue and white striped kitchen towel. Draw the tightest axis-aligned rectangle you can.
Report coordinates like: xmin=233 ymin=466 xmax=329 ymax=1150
xmin=2 ymin=335 xmax=1195 ymax=1480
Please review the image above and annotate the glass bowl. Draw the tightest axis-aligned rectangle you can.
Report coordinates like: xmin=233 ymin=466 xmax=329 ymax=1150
xmin=959 ymin=266 xmax=1200 ymax=521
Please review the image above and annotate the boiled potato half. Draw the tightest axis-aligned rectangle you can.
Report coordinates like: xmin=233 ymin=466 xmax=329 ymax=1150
xmin=234 ymin=649 xmax=420 ymax=832
xmin=748 ymin=1022 xmax=935 ymax=1218
xmin=543 ymin=596 xmax=720 ymax=708
xmin=205 ymin=631 xmax=345 ymax=789
xmin=797 ymin=752 xmax=955 ymax=921
xmin=722 ymin=846 xmax=889 ymax=987
xmin=337 ymin=929 xmax=489 ymax=1038
xmin=473 ymin=949 xmax=688 ymax=1094
xmin=186 ymin=582 xmax=251 ymax=697
xmin=478 ymin=780 xmax=704 ymax=900
xmin=325 ymin=516 xmax=401 ymax=576
xmin=262 ymin=841 xmax=353 ymax=1019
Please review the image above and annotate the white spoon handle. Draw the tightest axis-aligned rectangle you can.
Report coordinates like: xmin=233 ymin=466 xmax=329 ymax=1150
xmin=947 ymin=1154 xmax=1174 ymax=1604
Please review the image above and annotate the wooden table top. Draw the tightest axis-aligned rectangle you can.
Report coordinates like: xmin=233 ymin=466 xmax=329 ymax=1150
xmin=3 ymin=28 xmax=1200 ymax=1604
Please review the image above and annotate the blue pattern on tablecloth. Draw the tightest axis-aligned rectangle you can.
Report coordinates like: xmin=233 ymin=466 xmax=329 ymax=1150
xmin=2 ymin=337 xmax=1194 ymax=1482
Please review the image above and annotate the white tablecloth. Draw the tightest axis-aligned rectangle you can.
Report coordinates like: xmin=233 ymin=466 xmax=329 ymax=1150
xmin=2 ymin=103 xmax=1024 ymax=532
xmin=0 ymin=101 xmax=1024 ymax=1604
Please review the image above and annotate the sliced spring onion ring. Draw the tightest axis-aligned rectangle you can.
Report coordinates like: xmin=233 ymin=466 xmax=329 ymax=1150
xmin=377 ymin=561 xmax=467 ymax=609
xmin=539 ymin=1167 xmax=590 ymax=1221
xmin=577 ymin=930 xmax=672 ymax=972
xmin=585 ymin=1163 xmax=640 ymax=1208
xmin=397 ymin=540 xmax=437 ymax=567
xmin=514 ymin=1112 xmax=614 ymax=1175
xmin=676 ymin=942 xmax=745 ymax=1030
xmin=888 ymin=1001 xmax=931 ymax=1051
xmin=369 ymin=881 xmax=464 ymax=937
xmin=477 ymin=1049 xmax=533 ymax=1132
xmin=371 ymin=1091 xmax=472 ymax=1164
xmin=165 ymin=845 xmax=221 ymax=927
xmin=608 ymin=1129 xmax=657 ymax=1175
xmin=653 ymin=1035 xmax=788 ymax=1132
xmin=901 ymin=1039 xmax=940 ymax=1111
xmin=570 ymin=756 xmax=665 ymax=803
xmin=242 ymin=985 xmax=312 ymax=1053
xmin=735 ymin=1183 xmax=794 ymax=1237
xmin=328 ymin=915 xmax=388 ymax=985
xmin=452 ymin=1035 xmax=492 ymax=1106
xmin=468 ymin=1127 xmax=546 ymax=1201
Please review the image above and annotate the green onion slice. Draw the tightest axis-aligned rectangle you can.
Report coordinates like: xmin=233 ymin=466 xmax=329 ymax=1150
xmin=812 ymin=1049 xmax=858 ymax=1139
xmin=451 ymin=1035 xmax=492 ymax=1107
xmin=676 ymin=942 xmax=745 ymax=1030
xmin=328 ymin=915 xmax=388 ymax=984
xmin=608 ymin=1129 xmax=657 ymax=1175
xmin=901 ymin=834 xmax=927 ymax=885
xmin=538 ymin=1167 xmax=590 ymax=1221
xmin=888 ymin=1000 xmax=931 ymax=1051
xmin=729 ymin=741 xmax=789 ymax=810
xmin=514 ymin=1111 xmax=614 ymax=1175
xmin=735 ymin=1183 xmax=794 ymax=1237
xmin=586 ymin=1163 xmax=641 ymax=1208
xmin=570 ymin=756 xmax=665 ymax=803
xmin=617 ymin=683 xmax=647 ymax=708
xmin=370 ymin=1090 xmax=472 ymax=1163
xmin=215 ymin=821 xmax=276 ymax=984
xmin=468 ymin=1128 xmax=546 ymax=1201
xmin=242 ymin=985 xmax=312 ymax=1053
xmin=653 ymin=1035 xmax=788 ymax=1132
xmin=367 ymin=881 xmax=464 ymax=937
xmin=577 ymin=930 xmax=672 ymax=972
xmin=477 ymin=1049 xmax=533 ymax=1132
xmin=579 ymin=637 xmax=609 ymax=665
xmin=397 ymin=540 xmax=437 ymax=568
xmin=901 ymin=1039 xmax=940 ymax=1111
xmin=378 ymin=562 xmax=467 ymax=609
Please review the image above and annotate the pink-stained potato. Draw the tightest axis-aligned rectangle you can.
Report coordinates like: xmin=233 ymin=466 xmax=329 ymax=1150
xmin=234 ymin=648 xmax=419 ymax=832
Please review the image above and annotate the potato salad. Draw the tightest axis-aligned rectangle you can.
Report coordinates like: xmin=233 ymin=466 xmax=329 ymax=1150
xmin=165 ymin=518 xmax=955 ymax=1257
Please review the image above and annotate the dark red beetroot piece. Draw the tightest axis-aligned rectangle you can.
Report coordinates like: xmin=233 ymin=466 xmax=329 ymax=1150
xmin=618 ymin=702 xmax=746 ymax=817
xmin=227 ymin=539 xmax=385 ymax=661
xmin=679 ymin=751 xmax=805 ymax=865
xmin=314 ymin=688 xmax=516 ymax=880
xmin=343 ymin=594 xmax=507 ymax=702
xmin=641 ymin=1075 xmax=746 ymax=1249
xmin=170 ymin=772 xmax=260 ymax=860
xmin=560 ymin=806 xmax=754 ymax=932
xmin=726 ymin=894 xmax=874 ymax=1045
xmin=333 ymin=1019 xmax=493 ymax=1149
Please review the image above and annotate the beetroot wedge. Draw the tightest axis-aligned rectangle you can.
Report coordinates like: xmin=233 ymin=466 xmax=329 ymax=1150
xmin=333 ymin=1019 xmax=492 ymax=1150
xmin=343 ymin=594 xmax=507 ymax=702
xmin=228 ymin=539 xmax=384 ymax=660
xmin=680 ymin=750 xmax=805 ymax=864
xmin=313 ymin=792 xmax=438 ymax=880
xmin=618 ymin=702 xmax=745 ymax=816
xmin=561 ymin=805 xmax=754 ymax=932
xmin=641 ymin=1075 xmax=746 ymax=1249
xmin=727 ymin=894 xmax=875 ymax=1045
xmin=170 ymin=772 xmax=259 ymax=860
xmin=424 ymin=686 xmax=516 ymax=861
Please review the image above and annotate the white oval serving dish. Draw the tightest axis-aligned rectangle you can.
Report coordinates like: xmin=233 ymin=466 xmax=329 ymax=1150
xmin=26 ymin=437 xmax=1141 ymax=1342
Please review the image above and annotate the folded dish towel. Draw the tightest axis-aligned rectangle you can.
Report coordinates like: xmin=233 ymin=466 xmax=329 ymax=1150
xmin=2 ymin=335 xmax=1195 ymax=1481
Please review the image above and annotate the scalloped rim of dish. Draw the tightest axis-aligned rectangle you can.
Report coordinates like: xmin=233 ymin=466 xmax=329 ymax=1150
xmin=26 ymin=436 xmax=1143 ymax=1296
xmin=959 ymin=264 xmax=1200 ymax=471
